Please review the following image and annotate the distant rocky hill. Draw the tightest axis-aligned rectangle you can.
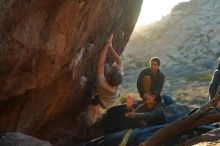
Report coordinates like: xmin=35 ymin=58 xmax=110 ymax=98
xmin=122 ymin=0 xmax=220 ymax=104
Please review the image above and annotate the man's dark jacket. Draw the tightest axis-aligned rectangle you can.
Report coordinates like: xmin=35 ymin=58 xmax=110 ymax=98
xmin=209 ymin=63 xmax=220 ymax=99
xmin=137 ymin=67 xmax=165 ymax=98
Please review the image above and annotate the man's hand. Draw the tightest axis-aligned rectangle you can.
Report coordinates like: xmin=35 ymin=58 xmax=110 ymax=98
xmin=104 ymin=34 xmax=113 ymax=49
xmin=109 ymin=34 xmax=113 ymax=48
xmin=125 ymin=112 xmax=135 ymax=118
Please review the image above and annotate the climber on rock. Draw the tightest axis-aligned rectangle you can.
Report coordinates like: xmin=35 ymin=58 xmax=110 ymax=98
xmin=96 ymin=34 xmax=123 ymax=109
xmin=88 ymin=34 xmax=123 ymax=124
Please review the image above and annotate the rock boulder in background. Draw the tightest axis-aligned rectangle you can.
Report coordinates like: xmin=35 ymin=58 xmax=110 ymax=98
xmin=122 ymin=0 xmax=220 ymax=100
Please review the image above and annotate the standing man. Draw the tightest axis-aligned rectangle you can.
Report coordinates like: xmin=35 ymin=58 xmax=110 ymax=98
xmin=136 ymin=57 xmax=165 ymax=102
xmin=209 ymin=57 xmax=220 ymax=100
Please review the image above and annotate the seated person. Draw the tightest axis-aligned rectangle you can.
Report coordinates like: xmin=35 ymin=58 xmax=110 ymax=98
xmin=209 ymin=57 xmax=220 ymax=100
xmin=88 ymin=94 xmax=166 ymax=139
xmin=104 ymin=94 xmax=166 ymax=134
xmin=125 ymin=93 xmax=166 ymax=127
xmin=136 ymin=57 xmax=165 ymax=102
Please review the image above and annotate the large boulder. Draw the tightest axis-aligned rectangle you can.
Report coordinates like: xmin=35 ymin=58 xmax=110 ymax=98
xmin=0 ymin=0 xmax=143 ymax=145
xmin=0 ymin=132 xmax=52 ymax=146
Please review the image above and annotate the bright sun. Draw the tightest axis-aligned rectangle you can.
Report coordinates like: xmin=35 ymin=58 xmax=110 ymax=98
xmin=137 ymin=0 xmax=190 ymax=26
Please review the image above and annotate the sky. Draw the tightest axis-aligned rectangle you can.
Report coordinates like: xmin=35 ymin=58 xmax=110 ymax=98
xmin=137 ymin=0 xmax=190 ymax=26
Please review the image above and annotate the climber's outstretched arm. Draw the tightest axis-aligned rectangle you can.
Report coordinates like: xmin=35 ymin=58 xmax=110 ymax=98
xmin=109 ymin=34 xmax=122 ymax=67
xmin=97 ymin=35 xmax=113 ymax=79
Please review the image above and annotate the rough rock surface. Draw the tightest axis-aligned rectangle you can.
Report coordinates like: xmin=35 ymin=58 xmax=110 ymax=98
xmin=182 ymin=128 xmax=220 ymax=146
xmin=0 ymin=0 xmax=142 ymax=145
xmin=0 ymin=132 xmax=53 ymax=146
xmin=122 ymin=0 xmax=220 ymax=101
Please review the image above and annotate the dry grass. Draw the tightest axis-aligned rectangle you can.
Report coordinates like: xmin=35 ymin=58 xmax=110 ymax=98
xmin=174 ymin=85 xmax=209 ymax=107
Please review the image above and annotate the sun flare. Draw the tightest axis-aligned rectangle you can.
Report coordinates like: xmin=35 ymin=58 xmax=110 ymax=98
xmin=137 ymin=0 xmax=190 ymax=26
